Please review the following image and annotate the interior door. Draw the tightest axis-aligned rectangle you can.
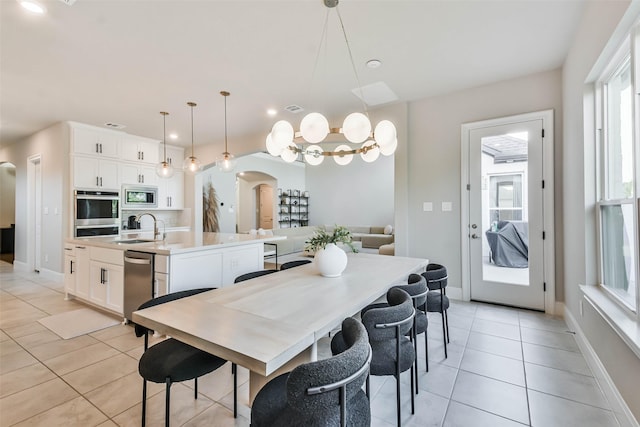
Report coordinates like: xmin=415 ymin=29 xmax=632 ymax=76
xmin=259 ymin=185 xmax=273 ymax=229
xmin=468 ymin=119 xmax=545 ymax=310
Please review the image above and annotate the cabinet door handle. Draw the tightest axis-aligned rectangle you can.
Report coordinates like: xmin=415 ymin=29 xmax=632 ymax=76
xmin=96 ymin=176 xmax=99 ymax=186
xmin=100 ymin=268 xmax=104 ymax=284
xmin=100 ymin=177 xmax=103 ymax=187
xmin=141 ymin=151 xmax=144 ymax=160
xmin=70 ymin=260 xmax=74 ymax=274
xmin=95 ymin=143 xmax=99 ymax=153
xmin=141 ymin=174 xmax=144 ymax=183
xmin=100 ymin=143 xmax=103 ymax=153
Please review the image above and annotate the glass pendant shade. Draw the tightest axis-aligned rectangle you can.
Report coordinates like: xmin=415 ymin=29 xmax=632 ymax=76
xmin=300 ymin=112 xmax=330 ymax=143
xmin=333 ymin=144 xmax=353 ymax=165
xmin=343 ymin=112 xmax=371 ymax=143
xmin=217 ymin=152 xmax=237 ymax=172
xmin=360 ymin=140 xmax=380 ymax=163
xmin=374 ymin=120 xmax=397 ymax=147
xmin=271 ymin=120 xmax=295 ymax=148
xmin=183 ymin=155 xmax=202 ymax=173
xmin=379 ymin=137 xmax=398 ymax=156
xmin=281 ymin=143 xmax=299 ymax=163
xmin=266 ymin=133 xmax=285 ymax=156
xmin=304 ymin=145 xmax=324 ymax=165
xmin=156 ymin=161 xmax=174 ymax=178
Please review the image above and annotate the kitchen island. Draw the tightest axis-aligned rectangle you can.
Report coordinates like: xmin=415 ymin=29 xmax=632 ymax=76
xmin=64 ymin=231 xmax=285 ymax=321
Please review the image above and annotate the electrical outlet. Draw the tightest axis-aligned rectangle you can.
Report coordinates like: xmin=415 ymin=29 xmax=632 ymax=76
xmin=423 ymin=202 xmax=433 ymax=212
xmin=44 ymin=254 xmax=48 ymax=263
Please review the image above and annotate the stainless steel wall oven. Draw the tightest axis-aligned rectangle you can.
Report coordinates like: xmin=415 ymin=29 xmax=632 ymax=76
xmin=74 ymin=190 xmax=120 ymax=237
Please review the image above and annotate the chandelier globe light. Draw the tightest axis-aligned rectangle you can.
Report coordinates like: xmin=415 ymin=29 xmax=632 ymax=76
xmin=265 ymin=0 xmax=397 ymax=166
xmin=183 ymin=102 xmax=202 ymax=173
xmin=156 ymin=111 xmax=175 ymax=178
xmin=216 ymin=91 xmax=237 ymax=173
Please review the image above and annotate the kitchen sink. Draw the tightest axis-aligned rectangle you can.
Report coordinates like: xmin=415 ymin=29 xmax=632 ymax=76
xmin=115 ymin=239 xmax=156 ymax=244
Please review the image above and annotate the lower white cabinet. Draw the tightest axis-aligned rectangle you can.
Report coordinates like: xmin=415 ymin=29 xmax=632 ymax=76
xmin=89 ymin=261 xmax=124 ymax=314
xmin=64 ymin=244 xmax=90 ymax=299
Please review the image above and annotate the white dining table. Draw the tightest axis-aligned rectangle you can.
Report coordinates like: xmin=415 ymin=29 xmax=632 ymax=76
xmin=132 ymin=252 xmax=428 ymax=402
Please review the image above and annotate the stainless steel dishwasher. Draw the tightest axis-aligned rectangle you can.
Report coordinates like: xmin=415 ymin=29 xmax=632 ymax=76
xmin=124 ymin=250 xmax=155 ymax=322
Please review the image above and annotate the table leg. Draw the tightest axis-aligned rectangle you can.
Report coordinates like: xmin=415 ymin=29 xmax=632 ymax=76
xmin=249 ymin=345 xmax=314 ymax=404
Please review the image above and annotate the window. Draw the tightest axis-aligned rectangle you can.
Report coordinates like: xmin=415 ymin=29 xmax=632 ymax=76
xmin=597 ymin=37 xmax=639 ymax=312
xmin=489 ymin=174 xmax=523 ymax=223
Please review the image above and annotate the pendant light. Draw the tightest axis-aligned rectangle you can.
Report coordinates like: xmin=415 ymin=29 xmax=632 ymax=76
xmin=217 ymin=91 xmax=237 ymax=173
xmin=183 ymin=101 xmax=202 ymax=173
xmin=156 ymin=111 xmax=175 ymax=178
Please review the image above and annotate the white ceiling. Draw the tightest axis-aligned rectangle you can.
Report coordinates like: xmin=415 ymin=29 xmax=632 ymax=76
xmin=0 ymin=0 xmax=586 ymax=150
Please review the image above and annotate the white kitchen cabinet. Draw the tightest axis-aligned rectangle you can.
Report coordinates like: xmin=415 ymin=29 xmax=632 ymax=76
xmin=72 ymin=126 xmax=120 ymax=158
xmin=73 ymin=156 xmax=119 ymax=190
xmin=160 ymin=145 xmax=184 ymax=169
xmin=89 ymin=261 xmax=124 ymax=314
xmin=64 ymin=244 xmax=89 ymax=299
xmin=158 ymin=171 xmax=184 ymax=209
xmin=120 ymin=136 xmax=159 ymax=165
xmin=120 ymin=163 xmax=158 ymax=186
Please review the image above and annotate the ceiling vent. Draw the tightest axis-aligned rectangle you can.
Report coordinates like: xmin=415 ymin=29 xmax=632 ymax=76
xmin=57 ymin=0 xmax=77 ymax=5
xmin=104 ymin=122 xmax=126 ymax=130
xmin=284 ymin=104 xmax=304 ymax=114
xmin=351 ymin=81 xmax=398 ymax=106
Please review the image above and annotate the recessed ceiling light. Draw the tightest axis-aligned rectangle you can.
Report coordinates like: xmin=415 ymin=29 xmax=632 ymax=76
xmin=366 ymin=59 xmax=382 ymax=69
xmin=18 ymin=0 xmax=46 ymax=14
xmin=169 ymin=133 xmax=178 ymax=140
xmin=267 ymin=109 xmax=277 ymax=117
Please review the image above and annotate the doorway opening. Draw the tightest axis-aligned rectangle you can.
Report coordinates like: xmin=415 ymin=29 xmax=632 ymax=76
xmin=0 ymin=162 xmax=16 ymax=264
xmin=27 ymin=155 xmax=42 ymax=273
xmin=236 ymin=171 xmax=277 ymax=233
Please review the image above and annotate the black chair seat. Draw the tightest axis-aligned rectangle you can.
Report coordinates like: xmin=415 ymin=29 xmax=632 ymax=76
xmin=280 ymin=259 xmax=312 ymax=270
xmin=413 ymin=310 xmax=428 ymax=334
xmin=425 ymin=291 xmax=450 ymax=313
xmin=234 ymin=269 xmax=277 ymax=283
xmin=139 ymin=338 xmax=227 ymax=384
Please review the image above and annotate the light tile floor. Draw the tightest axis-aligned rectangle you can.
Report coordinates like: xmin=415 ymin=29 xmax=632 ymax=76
xmin=0 ymin=261 xmax=623 ymax=426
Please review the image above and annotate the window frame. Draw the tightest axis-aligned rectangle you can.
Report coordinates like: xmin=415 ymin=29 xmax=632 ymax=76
xmin=595 ymin=32 xmax=640 ymax=316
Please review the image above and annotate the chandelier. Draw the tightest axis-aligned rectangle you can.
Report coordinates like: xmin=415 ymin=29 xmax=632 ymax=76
xmin=265 ymin=0 xmax=397 ymax=166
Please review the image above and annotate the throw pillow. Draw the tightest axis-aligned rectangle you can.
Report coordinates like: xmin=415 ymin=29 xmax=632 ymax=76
xmin=384 ymin=225 xmax=393 ymax=235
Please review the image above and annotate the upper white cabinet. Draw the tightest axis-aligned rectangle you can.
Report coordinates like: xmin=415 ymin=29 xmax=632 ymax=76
xmin=158 ymin=170 xmax=184 ymax=209
xmin=73 ymin=156 xmax=119 ymax=190
xmin=161 ymin=145 xmax=184 ymax=169
xmin=120 ymin=163 xmax=158 ymax=186
xmin=72 ymin=126 xmax=120 ymax=158
xmin=121 ymin=136 xmax=159 ymax=165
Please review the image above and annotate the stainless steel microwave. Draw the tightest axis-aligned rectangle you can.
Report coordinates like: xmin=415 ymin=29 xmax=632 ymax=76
xmin=122 ymin=185 xmax=158 ymax=209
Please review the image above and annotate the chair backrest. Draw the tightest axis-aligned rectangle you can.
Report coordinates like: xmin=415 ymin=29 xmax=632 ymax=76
xmin=280 ymin=259 xmax=312 ymax=270
xmin=362 ymin=288 xmax=414 ymax=341
xmin=234 ymin=269 xmax=278 ymax=283
xmin=134 ymin=287 xmax=214 ymax=338
xmin=422 ymin=263 xmax=448 ymax=290
xmin=286 ymin=317 xmax=370 ymax=420
xmin=392 ymin=273 xmax=428 ymax=308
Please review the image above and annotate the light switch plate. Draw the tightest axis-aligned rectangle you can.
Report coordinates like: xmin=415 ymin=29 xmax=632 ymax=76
xmin=423 ymin=202 xmax=433 ymax=212
xmin=442 ymin=202 xmax=452 ymax=212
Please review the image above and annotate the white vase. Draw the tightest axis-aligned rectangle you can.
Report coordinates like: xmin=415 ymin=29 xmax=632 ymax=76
xmin=314 ymin=243 xmax=348 ymax=277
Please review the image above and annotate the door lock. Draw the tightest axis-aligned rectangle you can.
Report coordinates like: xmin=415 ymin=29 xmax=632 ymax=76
xmin=471 ymin=224 xmax=478 ymax=229
xmin=471 ymin=234 xmax=479 ymax=239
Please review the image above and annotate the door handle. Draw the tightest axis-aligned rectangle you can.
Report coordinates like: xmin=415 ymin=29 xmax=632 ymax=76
xmin=471 ymin=234 xmax=480 ymax=239
xmin=471 ymin=224 xmax=478 ymax=229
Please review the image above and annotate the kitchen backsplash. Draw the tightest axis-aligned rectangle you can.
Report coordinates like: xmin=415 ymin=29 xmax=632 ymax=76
xmin=121 ymin=208 xmax=191 ymax=231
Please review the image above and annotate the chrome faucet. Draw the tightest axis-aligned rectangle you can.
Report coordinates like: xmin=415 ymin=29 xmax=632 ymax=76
xmin=135 ymin=212 xmax=163 ymax=240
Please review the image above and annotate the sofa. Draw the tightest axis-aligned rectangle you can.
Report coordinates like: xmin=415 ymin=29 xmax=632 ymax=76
xmin=270 ymin=225 xmax=394 ymax=256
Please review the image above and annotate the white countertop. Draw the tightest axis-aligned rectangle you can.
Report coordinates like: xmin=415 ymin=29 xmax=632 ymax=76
xmin=67 ymin=231 xmax=285 ymax=255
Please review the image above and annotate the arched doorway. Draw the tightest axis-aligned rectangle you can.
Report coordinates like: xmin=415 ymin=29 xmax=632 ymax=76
xmin=236 ymin=171 xmax=277 ymax=232
xmin=0 ymin=162 xmax=16 ymax=263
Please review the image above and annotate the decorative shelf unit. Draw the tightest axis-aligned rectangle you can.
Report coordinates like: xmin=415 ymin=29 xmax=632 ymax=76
xmin=278 ymin=189 xmax=309 ymax=228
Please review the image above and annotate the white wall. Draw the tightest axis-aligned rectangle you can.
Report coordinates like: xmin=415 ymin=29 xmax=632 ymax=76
xmin=305 ymin=149 xmax=394 ymax=227
xmin=0 ymin=122 xmax=69 ymax=276
xmin=407 ymin=69 xmax=563 ymax=295
xmin=0 ymin=163 xmax=16 ymax=227
xmin=562 ymin=0 xmax=640 ymax=420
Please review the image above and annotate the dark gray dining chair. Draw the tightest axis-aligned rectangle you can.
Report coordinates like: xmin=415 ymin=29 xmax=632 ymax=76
xmin=251 ymin=317 xmax=371 ymax=427
xmin=234 ymin=269 xmax=278 ymax=283
xmin=280 ymin=259 xmax=312 ymax=270
xmin=421 ymin=263 xmax=450 ymax=358
xmin=356 ymin=287 xmax=416 ymax=426
xmin=134 ymin=288 xmax=238 ymax=426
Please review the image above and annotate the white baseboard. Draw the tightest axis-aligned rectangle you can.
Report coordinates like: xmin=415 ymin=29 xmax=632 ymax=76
xmin=12 ymin=260 xmax=28 ymax=272
xmin=564 ymin=306 xmax=639 ymax=427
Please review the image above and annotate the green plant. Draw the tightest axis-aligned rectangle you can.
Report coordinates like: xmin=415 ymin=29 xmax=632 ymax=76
xmin=305 ymin=225 xmax=358 ymax=253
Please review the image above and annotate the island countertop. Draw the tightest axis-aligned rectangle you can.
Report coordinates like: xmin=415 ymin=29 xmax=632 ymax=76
xmin=66 ymin=231 xmax=285 ymax=255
